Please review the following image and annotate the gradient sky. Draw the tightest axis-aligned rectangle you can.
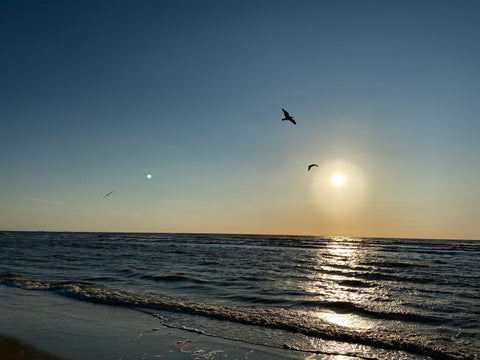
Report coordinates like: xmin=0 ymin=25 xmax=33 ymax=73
xmin=1 ymin=0 xmax=479 ymax=239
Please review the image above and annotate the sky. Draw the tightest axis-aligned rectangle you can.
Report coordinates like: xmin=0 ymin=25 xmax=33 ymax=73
xmin=1 ymin=0 xmax=479 ymax=239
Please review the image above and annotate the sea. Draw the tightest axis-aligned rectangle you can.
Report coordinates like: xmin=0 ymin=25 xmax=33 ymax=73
xmin=0 ymin=231 xmax=479 ymax=360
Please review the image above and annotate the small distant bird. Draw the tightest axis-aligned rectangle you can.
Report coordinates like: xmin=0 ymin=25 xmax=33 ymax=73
xmin=307 ymin=164 xmax=318 ymax=171
xmin=282 ymin=108 xmax=296 ymax=124
xmin=102 ymin=191 xmax=114 ymax=199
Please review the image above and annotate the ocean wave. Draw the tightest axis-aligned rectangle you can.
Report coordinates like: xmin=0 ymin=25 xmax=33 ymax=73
xmin=291 ymin=300 xmax=442 ymax=323
xmin=355 ymin=271 xmax=437 ymax=285
xmin=0 ymin=274 xmax=474 ymax=360
xmin=141 ymin=274 xmax=203 ymax=282
xmin=336 ymin=279 xmax=373 ymax=288
xmin=364 ymin=261 xmax=430 ymax=268
xmin=223 ymin=294 xmax=290 ymax=305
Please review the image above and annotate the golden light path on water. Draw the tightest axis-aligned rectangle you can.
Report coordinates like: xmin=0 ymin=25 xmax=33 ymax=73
xmin=301 ymin=238 xmax=376 ymax=330
xmin=290 ymin=237 xmax=383 ymax=358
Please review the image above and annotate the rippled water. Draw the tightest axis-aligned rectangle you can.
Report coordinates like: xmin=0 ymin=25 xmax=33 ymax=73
xmin=1 ymin=232 xmax=479 ymax=359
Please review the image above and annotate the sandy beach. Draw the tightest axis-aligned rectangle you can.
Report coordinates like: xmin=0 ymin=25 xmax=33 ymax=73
xmin=0 ymin=336 xmax=64 ymax=360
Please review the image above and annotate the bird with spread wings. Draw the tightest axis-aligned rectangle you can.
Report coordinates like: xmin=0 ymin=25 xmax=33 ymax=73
xmin=281 ymin=108 xmax=296 ymax=124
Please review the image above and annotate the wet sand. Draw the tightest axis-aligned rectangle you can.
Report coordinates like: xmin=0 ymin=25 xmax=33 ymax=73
xmin=1 ymin=286 xmax=294 ymax=360
xmin=0 ymin=336 xmax=64 ymax=360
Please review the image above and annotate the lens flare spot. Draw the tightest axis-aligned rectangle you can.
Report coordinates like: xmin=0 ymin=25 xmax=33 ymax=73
xmin=146 ymin=174 xmax=152 ymax=180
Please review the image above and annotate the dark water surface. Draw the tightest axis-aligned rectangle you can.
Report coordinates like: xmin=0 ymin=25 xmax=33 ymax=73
xmin=1 ymin=232 xmax=479 ymax=359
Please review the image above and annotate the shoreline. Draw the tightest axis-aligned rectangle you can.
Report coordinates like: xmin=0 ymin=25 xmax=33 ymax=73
xmin=0 ymin=335 xmax=64 ymax=360
xmin=0 ymin=286 xmax=297 ymax=360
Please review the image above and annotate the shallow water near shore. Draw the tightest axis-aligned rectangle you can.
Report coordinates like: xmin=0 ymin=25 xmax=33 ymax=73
xmin=1 ymin=232 xmax=479 ymax=359
xmin=0 ymin=286 xmax=294 ymax=359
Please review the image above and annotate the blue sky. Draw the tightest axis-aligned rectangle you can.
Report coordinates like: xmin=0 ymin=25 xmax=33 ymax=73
xmin=1 ymin=0 xmax=479 ymax=239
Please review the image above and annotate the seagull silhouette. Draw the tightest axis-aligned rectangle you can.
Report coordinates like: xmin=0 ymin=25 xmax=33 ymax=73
xmin=307 ymin=164 xmax=318 ymax=171
xmin=102 ymin=191 xmax=114 ymax=199
xmin=281 ymin=108 xmax=296 ymax=124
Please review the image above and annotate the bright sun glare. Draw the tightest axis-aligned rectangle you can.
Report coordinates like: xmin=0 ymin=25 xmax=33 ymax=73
xmin=331 ymin=173 xmax=345 ymax=186
xmin=310 ymin=160 xmax=365 ymax=216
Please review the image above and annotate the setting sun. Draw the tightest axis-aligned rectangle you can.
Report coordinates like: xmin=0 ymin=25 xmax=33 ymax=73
xmin=331 ymin=173 xmax=345 ymax=186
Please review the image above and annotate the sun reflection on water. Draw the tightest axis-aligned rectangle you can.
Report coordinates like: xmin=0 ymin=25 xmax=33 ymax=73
xmin=300 ymin=238 xmax=378 ymax=331
xmin=313 ymin=311 xmax=375 ymax=329
xmin=326 ymin=237 xmax=358 ymax=258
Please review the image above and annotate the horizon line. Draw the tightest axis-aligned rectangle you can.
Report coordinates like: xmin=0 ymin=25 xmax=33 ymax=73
xmin=0 ymin=229 xmax=477 ymax=242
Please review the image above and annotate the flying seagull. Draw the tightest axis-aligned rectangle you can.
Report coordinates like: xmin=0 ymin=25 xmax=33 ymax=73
xmin=307 ymin=164 xmax=318 ymax=171
xmin=281 ymin=108 xmax=296 ymax=124
xmin=102 ymin=191 xmax=114 ymax=199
